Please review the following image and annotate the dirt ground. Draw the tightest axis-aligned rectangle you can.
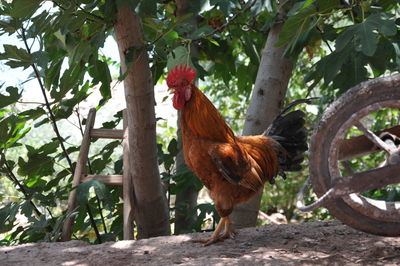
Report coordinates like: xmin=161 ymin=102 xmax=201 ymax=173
xmin=1 ymin=220 xmax=400 ymax=265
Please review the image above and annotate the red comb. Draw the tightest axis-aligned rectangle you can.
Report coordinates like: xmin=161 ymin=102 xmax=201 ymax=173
xmin=167 ymin=64 xmax=196 ymax=87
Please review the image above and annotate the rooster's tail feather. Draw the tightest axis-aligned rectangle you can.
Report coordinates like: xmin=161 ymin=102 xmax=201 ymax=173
xmin=264 ymin=98 xmax=316 ymax=173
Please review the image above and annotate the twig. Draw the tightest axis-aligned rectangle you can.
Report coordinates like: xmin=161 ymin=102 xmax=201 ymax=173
xmin=72 ymin=0 xmax=106 ymax=22
xmin=86 ymin=204 xmax=102 ymax=244
xmin=17 ymin=101 xmax=46 ymax=105
xmin=52 ymin=0 xmax=106 ymax=23
xmin=2 ymin=153 xmax=42 ymax=218
xmin=20 ymin=27 xmax=74 ymax=172
xmin=191 ymin=0 xmax=257 ymax=41
xmin=316 ymin=24 xmax=333 ymax=53
xmin=96 ymin=194 xmax=108 ymax=234
xmin=20 ymin=27 xmax=103 ymax=242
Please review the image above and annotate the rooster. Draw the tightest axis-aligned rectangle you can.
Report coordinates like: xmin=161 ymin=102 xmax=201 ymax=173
xmin=167 ymin=64 xmax=309 ymax=245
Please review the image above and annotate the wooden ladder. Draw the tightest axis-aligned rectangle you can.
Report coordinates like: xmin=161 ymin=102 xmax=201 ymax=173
xmin=61 ymin=108 xmax=134 ymax=241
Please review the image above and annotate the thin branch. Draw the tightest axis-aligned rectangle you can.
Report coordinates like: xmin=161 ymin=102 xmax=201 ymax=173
xmin=19 ymin=27 xmax=74 ymax=172
xmin=71 ymin=0 xmax=106 ymax=22
xmin=86 ymin=204 xmax=102 ymax=244
xmin=316 ymin=24 xmax=333 ymax=53
xmin=191 ymin=0 xmax=257 ymax=42
xmin=52 ymin=0 xmax=106 ymax=23
xmin=2 ymin=153 xmax=42 ymax=218
xmin=95 ymin=194 xmax=108 ymax=234
xmin=17 ymin=101 xmax=46 ymax=105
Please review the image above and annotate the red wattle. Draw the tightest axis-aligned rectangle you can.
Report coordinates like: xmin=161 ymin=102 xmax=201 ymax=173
xmin=173 ymin=93 xmax=185 ymax=110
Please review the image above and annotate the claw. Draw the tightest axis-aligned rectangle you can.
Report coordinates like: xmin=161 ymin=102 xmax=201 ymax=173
xmin=190 ymin=217 xmax=236 ymax=246
xmin=221 ymin=228 xmax=237 ymax=239
xmin=191 ymin=237 xmax=220 ymax=246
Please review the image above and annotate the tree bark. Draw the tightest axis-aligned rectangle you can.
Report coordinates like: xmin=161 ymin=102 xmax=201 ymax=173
xmin=230 ymin=12 xmax=294 ymax=229
xmin=114 ymin=4 xmax=170 ymax=238
xmin=174 ymin=0 xmax=199 ymax=234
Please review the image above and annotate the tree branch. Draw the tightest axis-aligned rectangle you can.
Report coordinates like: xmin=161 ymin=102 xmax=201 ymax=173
xmin=20 ymin=28 xmax=74 ymax=172
xmin=71 ymin=0 xmax=106 ymax=22
xmin=86 ymin=204 xmax=102 ymax=244
xmin=52 ymin=0 xmax=106 ymax=23
xmin=191 ymin=0 xmax=257 ymax=42
xmin=2 ymin=152 xmax=42 ymax=218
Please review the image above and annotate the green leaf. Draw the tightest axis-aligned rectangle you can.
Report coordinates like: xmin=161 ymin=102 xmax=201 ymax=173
xmin=0 ymin=116 xmax=31 ymax=149
xmin=166 ymin=46 xmax=192 ymax=71
xmin=280 ymin=0 xmax=339 ymax=47
xmin=44 ymin=59 xmax=63 ymax=89
xmin=4 ymin=60 xmax=31 ymax=69
xmin=69 ymin=41 xmax=91 ymax=63
xmin=39 ymin=142 xmax=59 ymax=154
xmin=242 ymin=35 xmax=260 ymax=65
xmin=0 ymin=44 xmax=31 ymax=64
xmin=18 ymin=108 xmax=46 ymax=122
xmin=336 ymin=12 xmax=396 ymax=57
xmin=0 ymin=20 xmax=17 ymax=34
xmin=318 ymin=45 xmax=352 ymax=84
xmin=0 ymin=202 xmax=19 ymax=234
xmin=170 ymin=164 xmax=203 ymax=194
xmin=10 ymin=0 xmax=42 ymax=18
xmin=0 ymin=87 xmax=21 ymax=109
xmin=138 ymin=0 xmax=157 ymax=16
xmin=332 ymin=54 xmax=368 ymax=91
xmin=77 ymin=179 xmax=113 ymax=211
xmin=279 ymin=5 xmax=314 ymax=46
xmin=358 ymin=23 xmax=378 ymax=56
xmin=17 ymin=149 xmax=55 ymax=178
xmin=368 ymin=38 xmax=395 ymax=75
xmin=92 ymin=60 xmax=112 ymax=100
xmin=335 ymin=26 xmax=358 ymax=52
xmin=31 ymin=51 xmax=49 ymax=69
xmin=366 ymin=13 xmax=397 ymax=36
xmin=188 ymin=25 xmax=213 ymax=39
xmin=167 ymin=138 xmax=178 ymax=157
xmin=53 ymin=64 xmax=83 ymax=101
xmin=20 ymin=201 xmax=33 ymax=219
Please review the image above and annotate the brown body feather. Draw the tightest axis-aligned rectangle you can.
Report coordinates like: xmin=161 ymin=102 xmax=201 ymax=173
xmin=181 ymin=85 xmax=280 ymax=217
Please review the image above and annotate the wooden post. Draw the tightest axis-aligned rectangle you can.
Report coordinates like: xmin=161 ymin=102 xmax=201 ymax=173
xmin=123 ymin=109 xmax=135 ymax=240
xmin=62 ymin=108 xmax=97 ymax=241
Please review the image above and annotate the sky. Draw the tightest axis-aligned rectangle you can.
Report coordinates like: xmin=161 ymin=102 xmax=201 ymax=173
xmin=0 ymin=19 xmax=177 ymax=168
xmin=0 ymin=22 xmax=176 ymax=130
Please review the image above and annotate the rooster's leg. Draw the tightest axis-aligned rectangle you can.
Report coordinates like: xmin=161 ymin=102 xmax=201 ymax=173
xmin=220 ymin=217 xmax=236 ymax=239
xmin=191 ymin=217 xmax=236 ymax=246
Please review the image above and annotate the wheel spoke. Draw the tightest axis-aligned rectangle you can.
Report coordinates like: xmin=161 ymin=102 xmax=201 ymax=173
xmin=353 ymin=120 xmax=394 ymax=153
xmin=332 ymin=163 xmax=400 ymax=195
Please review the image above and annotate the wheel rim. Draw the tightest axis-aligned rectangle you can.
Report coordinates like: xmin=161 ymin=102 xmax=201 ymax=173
xmin=328 ymin=100 xmax=400 ymax=223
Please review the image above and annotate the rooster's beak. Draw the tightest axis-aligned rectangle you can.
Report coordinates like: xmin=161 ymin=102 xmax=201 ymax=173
xmin=168 ymin=87 xmax=176 ymax=94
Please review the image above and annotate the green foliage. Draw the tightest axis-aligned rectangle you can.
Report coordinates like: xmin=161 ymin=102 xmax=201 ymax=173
xmin=0 ymin=0 xmax=399 ymax=246
xmin=288 ymin=0 xmax=400 ymax=93
xmin=0 ymin=0 xmax=121 ymax=245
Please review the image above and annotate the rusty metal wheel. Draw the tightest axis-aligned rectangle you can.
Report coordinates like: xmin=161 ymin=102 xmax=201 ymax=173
xmin=310 ymin=74 xmax=400 ymax=236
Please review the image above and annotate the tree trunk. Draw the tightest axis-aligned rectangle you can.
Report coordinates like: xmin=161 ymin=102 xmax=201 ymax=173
xmin=114 ymin=4 xmax=170 ymax=238
xmin=174 ymin=0 xmax=199 ymax=234
xmin=230 ymin=13 xmax=294 ymax=229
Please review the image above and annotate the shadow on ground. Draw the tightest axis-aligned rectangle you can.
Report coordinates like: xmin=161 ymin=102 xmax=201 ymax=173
xmin=1 ymin=220 xmax=400 ymax=265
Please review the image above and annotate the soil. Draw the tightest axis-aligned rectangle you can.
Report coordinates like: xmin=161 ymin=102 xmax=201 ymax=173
xmin=2 ymin=220 xmax=400 ymax=265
